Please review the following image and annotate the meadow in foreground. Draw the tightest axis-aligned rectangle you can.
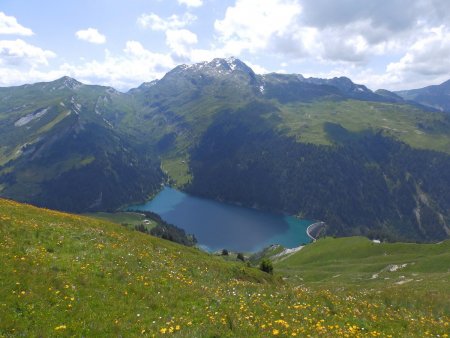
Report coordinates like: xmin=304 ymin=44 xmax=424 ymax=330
xmin=0 ymin=198 xmax=448 ymax=337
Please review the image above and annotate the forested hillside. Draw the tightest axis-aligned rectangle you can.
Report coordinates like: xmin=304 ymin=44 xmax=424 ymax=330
xmin=188 ymin=104 xmax=450 ymax=241
xmin=0 ymin=77 xmax=163 ymax=212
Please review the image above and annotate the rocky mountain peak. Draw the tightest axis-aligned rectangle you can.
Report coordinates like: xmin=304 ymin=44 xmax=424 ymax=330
xmin=54 ymin=76 xmax=83 ymax=90
xmin=167 ymin=57 xmax=255 ymax=78
xmin=210 ymin=57 xmax=254 ymax=74
xmin=34 ymin=76 xmax=84 ymax=92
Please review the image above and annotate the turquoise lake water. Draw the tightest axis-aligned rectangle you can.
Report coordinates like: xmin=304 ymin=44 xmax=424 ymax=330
xmin=129 ymin=187 xmax=312 ymax=252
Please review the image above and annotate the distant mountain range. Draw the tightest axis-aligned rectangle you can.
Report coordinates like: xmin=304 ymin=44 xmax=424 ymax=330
xmin=395 ymin=79 xmax=450 ymax=112
xmin=1 ymin=57 xmax=450 ymax=242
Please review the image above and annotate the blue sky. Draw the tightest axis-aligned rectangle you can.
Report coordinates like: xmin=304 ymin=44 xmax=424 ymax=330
xmin=1 ymin=0 xmax=450 ymax=91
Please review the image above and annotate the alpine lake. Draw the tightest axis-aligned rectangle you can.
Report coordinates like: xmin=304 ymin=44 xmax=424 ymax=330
xmin=129 ymin=187 xmax=313 ymax=252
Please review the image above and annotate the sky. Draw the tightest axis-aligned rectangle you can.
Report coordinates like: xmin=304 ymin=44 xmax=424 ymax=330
xmin=1 ymin=0 xmax=450 ymax=91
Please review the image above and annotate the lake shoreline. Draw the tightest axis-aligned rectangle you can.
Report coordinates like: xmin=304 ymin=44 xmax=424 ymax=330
xmin=128 ymin=187 xmax=313 ymax=253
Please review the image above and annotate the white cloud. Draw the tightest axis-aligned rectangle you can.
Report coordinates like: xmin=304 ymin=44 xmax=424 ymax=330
xmin=3 ymin=0 xmax=450 ymax=91
xmin=0 ymin=67 xmax=65 ymax=87
xmin=137 ymin=13 xmax=196 ymax=31
xmin=0 ymin=39 xmax=58 ymax=86
xmin=208 ymin=0 xmax=450 ymax=90
xmin=137 ymin=12 xmax=200 ymax=61
xmin=287 ymin=0 xmax=439 ymax=64
xmin=178 ymin=0 xmax=203 ymax=8
xmin=0 ymin=39 xmax=55 ymax=66
xmin=60 ymin=41 xmax=175 ymax=90
xmin=213 ymin=0 xmax=411 ymax=64
xmin=212 ymin=0 xmax=449 ymax=66
xmin=244 ymin=61 xmax=268 ymax=74
xmin=0 ymin=12 xmax=33 ymax=36
xmin=268 ymin=26 xmax=319 ymax=59
xmin=0 ymin=38 xmax=175 ymax=90
xmin=166 ymin=29 xmax=198 ymax=58
xmin=384 ymin=25 xmax=450 ymax=89
xmin=296 ymin=24 xmax=450 ymax=92
xmin=75 ymin=28 xmax=106 ymax=44
xmin=214 ymin=0 xmax=302 ymax=55
xmin=189 ymin=48 xmax=226 ymax=63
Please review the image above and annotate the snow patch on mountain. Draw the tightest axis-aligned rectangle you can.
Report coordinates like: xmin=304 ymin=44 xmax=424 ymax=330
xmin=60 ymin=76 xmax=83 ymax=90
xmin=172 ymin=57 xmax=254 ymax=77
xmin=15 ymin=107 xmax=50 ymax=127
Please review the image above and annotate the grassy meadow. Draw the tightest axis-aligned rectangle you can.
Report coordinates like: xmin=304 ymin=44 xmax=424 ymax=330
xmin=277 ymin=100 xmax=450 ymax=153
xmin=83 ymin=211 xmax=153 ymax=228
xmin=0 ymin=198 xmax=449 ymax=337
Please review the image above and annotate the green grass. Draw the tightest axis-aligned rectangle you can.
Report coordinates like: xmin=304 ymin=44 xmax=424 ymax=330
xmin=277 ymin=100 xmax=450 ymax=153
xmin=14 ymin=155 xmax=95 ymax=184
xmin=36 ymin=110 xmax=71 ymax=134
xmin=161 ymin=156 xmax=192 ymax=187
xmin=275 ymin=237 xmax=450 ymax=277
xmin=274 ymin=237 xmax=450 ymax=315
xmin=1 ymin=200 xmax=449 ymax=337
xmin=83 ymin=211 xmax=153 ymax=228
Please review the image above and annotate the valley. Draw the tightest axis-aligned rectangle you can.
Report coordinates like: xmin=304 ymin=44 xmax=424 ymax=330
xmin=1 ymin=60 xmax=449 ymax=336
xmin=128 ymin=186 xmax=313 ymax=252
xmin=1 ymin=58 xmax=450 ymax=244
xmin=3 ymin=2 xmax=450 ymax=337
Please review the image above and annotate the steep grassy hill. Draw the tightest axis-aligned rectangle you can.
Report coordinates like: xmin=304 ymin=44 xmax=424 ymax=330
xmin=1 ymin=199 xmax=449 ymax=337
xmin=274 ymin=237 xmax=450 ymax=288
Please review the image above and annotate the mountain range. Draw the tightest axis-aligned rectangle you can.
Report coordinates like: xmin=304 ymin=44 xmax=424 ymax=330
xmin=1 ymin=57 xmax=450 ymax=242
xmin=396 ymin=79 xmax=450 ymax=112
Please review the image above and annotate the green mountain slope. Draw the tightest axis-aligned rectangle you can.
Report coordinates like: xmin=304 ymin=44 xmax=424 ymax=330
xmin=2 ymin=59 xmax=450 ymax=242
xmin=186 ymin=104 xmax=450 ymax=241
xmin=274 ymin=236 xmax=450 ymax=285
xmin=135 ymin=59 xmax=450 ymax=242
xmin=0 ymin=77 xmax=162 ymax=212
xmin=1 ymin=199 xmax=449 ymax=336
xmin=120 ymin=58 xmax=450 ymax=242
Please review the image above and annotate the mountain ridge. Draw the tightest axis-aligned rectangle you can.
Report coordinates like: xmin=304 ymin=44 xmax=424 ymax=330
xmin=395 ymin=79 xmax=450 ymax=112
xmin=4 ymin=58 xmax=450 ymax=104
xmin=0 ymin=78 xmax=163 ymax=212
xmin=1 ymin=58 xmax=450 ymax=242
